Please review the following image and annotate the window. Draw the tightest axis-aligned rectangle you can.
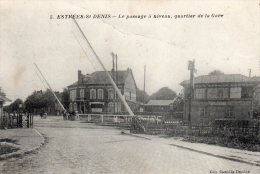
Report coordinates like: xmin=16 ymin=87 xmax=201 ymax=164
xmin=108 ymin=89 xmax=114 ymax=99
xmin=80 ymin=89 xmax=85 ymax=98
xmin=97 ymin=89 xmax=104 ymax=99
xmin=108 ymin=102 xmax=114 ymax=113
xmin=241 ymin=87 xmax=252 ymax=98
xmin=207 ymin=88 xmax=229 ymax=99
xmin=230 ymin=87 xmax=241 ymax=98
xmin=69 ymin=103 xmax=73 ymax=111
xmin=207 ymin=88 xmax=218 ymax=99
xmin=73 ymin=103 xmax=77 ymax=111
xmin=70 ymin=90 xmax=76 ymax=101
xmin=90 ymin=89 xmax=96 ymax=99
xmin=194 ymin=88 xmax=206 ymax=99
xmin=217 ymin=88 xmax=224 ymax=98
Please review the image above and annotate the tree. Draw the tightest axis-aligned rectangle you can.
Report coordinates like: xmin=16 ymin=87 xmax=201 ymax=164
xmin=24 ymin=91 xmax=44 ymax=112
xmin=41 ymin=89 xmax=56 ymax=108
xmin=4 ymin=98 xmax=24 ymax=112
xmin=208 ymin=70 xmax=224 ymax=75
xmin=61 ymin=88 xmax=70 ymax=110
xmin=24 ymin=89 xmax=58 ymax=113
xmin=150 ymin=87 xmax=177 ymax=100
xmin=172 ymin=92 xmax=184 ymax=111
xmin=136 ymin=88 xmax=150 ymax=104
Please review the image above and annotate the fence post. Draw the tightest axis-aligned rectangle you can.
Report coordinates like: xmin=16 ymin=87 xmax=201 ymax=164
xmin=114 ymin=116 xmax=118 ymax=123
xmin=27 ymin=114 xmax=29 ymax=128
xmin=101 ymin=115 xmax=103 ymax=123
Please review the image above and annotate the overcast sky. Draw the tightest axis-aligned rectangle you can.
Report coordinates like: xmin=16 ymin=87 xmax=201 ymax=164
xmin=0 ymin=0 xmax=259 ymax=102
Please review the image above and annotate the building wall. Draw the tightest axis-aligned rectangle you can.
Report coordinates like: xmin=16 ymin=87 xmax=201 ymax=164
xmin=0 ymin=101 xmax=3 ymax=126
xmin=68 ymin=69 xmax=138 ymax=114
xmin=69 ymin=84 xmax=127 ymax=113
xmin=145 ymin=105 xmax=170 ymax=113
xmin=124 ymin=73 xmax=136 ymax=102
xmin=0 ymin=101 xmax=2 ymax=114
xmin=183 ymin=100 xmax=252 ymax=124
xmin=183 ymin=83 xmax=255 ymax=124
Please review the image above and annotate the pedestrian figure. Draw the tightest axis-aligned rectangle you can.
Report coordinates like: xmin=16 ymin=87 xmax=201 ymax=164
xmin=44 ymin=112 xmax=47 ymax=119
xmin=40 ymin=112 xmax=43 ymax=119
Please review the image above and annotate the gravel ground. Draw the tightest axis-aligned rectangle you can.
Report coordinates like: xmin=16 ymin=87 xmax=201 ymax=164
xmin=0 ymin=116 xmax=259 ymax=174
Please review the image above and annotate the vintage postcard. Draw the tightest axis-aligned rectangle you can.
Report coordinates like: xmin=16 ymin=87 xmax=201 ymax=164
xmin=0 ymin=0 xmax=259 ymax=174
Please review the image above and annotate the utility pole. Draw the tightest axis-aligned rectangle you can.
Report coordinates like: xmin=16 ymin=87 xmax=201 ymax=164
xmin=115 ymin=54 xmax=118 ymax=113
xmin=143 ymin=65 xmax=146 ymax=105
xmin=116 ymin=54 xmax=118 ymax=83
xmin=188 ymin=60 xmax=196 ymax=126
xmin=111 ymin=52 xmax=116 ymax=114
xmin=249 ymin=68 xmax=253 ymax=118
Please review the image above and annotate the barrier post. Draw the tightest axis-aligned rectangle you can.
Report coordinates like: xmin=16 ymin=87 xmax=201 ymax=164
xmin=101 ymin=115 xmax=104 ymax=123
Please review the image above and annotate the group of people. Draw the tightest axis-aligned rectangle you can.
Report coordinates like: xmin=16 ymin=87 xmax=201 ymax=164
xmin=40 ymin=111 xmax=47 ymax=119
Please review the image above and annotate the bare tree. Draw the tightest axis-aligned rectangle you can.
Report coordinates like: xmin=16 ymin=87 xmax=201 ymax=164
xmin=208 ymin=70 xmax=224 ymax=75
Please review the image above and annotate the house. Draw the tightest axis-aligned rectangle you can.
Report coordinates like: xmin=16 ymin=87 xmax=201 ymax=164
xmin=180 ymin=74 xmax=260 ymax=124
xmin=67 ymin=68 xmax=138 ymax=114
xmin=145 ymin=100 xmax=174 ymax=113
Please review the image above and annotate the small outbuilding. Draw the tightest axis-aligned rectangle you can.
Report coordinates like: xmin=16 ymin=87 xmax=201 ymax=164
xmin=145 ymin=100 xmax=174 ymax=113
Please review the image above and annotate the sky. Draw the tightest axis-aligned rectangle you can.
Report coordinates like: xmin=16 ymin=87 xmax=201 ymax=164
xmin=0 ymin=0 xmax=259 ymax=102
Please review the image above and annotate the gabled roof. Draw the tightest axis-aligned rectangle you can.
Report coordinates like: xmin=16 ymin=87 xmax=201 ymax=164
xmin=0 ymin=95 xmax=11 ymax=102
xmin=88 ymin=70 xmax=128 ymax=84
xmin=180 ymin=74 xmax=253 ymax=86
xmin=68 ymin=69 xmax=132 ymax=87
xmin=146 ymin=100 xmax=174 ymax=106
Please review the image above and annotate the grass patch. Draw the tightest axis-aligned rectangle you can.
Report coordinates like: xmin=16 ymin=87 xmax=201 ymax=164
xmin=0 ymin=138 xmax=19 ymax=145
xmin=0 ymin=145 xmax=19 ymax=155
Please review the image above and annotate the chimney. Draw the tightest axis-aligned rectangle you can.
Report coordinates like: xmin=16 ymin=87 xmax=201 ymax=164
xmin=78 ymin=70 xmax=82 ymax=83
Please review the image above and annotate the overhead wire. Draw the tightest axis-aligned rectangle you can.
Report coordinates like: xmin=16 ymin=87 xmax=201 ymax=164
xmin=71 ymin=31 xmax=97 ymax=72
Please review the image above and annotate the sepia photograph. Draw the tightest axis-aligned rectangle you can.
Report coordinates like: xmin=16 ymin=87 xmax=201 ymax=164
xmin=0 ymin=0 xmax=259 ymax=173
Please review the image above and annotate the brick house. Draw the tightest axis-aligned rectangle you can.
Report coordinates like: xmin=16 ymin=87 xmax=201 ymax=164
xmin=67 ymin=68 xmax=138 ymax=114
xmin=180 ymin=74 xmax=260 ymax=124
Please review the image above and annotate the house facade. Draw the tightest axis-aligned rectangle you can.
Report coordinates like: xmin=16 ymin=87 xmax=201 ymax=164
xmin=180 ymin=74 xmax=260 ymax=124
xmin=67 ymin=68 xmax=137 ymax=114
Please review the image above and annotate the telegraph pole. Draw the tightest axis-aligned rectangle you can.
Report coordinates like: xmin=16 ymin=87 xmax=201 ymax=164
xmin=111 ymin=52 xmax=116 ymax=114
xmin=115 ymin=54 xmax=118 ymax=113
xmin=188 ymin=60 xmax=196 ymax=126
xmin=143 ymin=65 xmax=146 ymax=105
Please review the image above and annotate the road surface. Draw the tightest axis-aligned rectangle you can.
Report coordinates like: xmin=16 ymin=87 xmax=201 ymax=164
xmin=0 ymin=116 xmax=259 ymax=174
